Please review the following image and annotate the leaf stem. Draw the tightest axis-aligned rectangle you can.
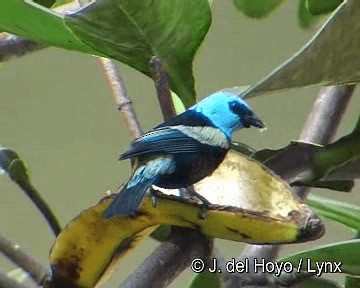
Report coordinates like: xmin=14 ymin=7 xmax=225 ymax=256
xmin=17 ymin=180 xmax=61 ymax=237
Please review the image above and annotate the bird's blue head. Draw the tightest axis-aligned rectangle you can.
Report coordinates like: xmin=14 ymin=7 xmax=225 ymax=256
xmin=190 ymin=91 xmax=265 ymax=139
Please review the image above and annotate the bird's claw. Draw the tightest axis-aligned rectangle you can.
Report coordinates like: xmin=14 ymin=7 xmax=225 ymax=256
xmin=150 ymin=189 xmax=158 ymax=208
xmin=186 ymin=186 xmax=210 ymax=220
xmin=197 ymin=203 xmax=208 ymax=220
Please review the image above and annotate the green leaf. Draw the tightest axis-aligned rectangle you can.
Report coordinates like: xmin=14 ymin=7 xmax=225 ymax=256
xmin=345 ymin=233 xmax=360 ymax=287
xmin=171 ymin=91 xmax=186 ymax=115
xmin=243 ymin=0 xmax=360 ymax=98
xmin=189 ymin=271 xmax=221 ymax=288
xmin=280 ymin=240 xmax=360 ymax=276
xmin=33 ymin=0 xmax=56 ymax=8
xmin=256 ymin=141 xmax=356 ymax=190
xmin=291 ymin=277 xmax=342 ymax=288
xmin=0 ymin=146 xmax=30 ymax=185
xmin=0 ymin=0 xmax=100 ymax=55
xmin=149 ymin=225 xmax=171 ymax=242
xmin=251 ymin=118 xmax=360 ymax=191
xmin=299 ymin=180 xmax=353 ymax=192
xmin=276 ymin=271 xmax=342 ymax=287
xmin=313 ymin=118 xmax=360 ymax=182
xmin=233 ymin=0 xmax=283 ymax=19
xmin=52 ymin=0 xmax=76 ymax=7
xmin=277 ymin=273 xmax=343 ymax=288
xmin=345 ymin=275 xmax=360 ymax=288
xmin=307 ymin=194 xmax=360 ymax=231
xmin=230 ymin=141 xmax=256 ymax=157
xmin=298 ymin=0 xmax=319 ymax=29
xmin=64 ymin=0 xmax=212 ymax=107
xmin=306 ymin=0 xmax=343 ymax=16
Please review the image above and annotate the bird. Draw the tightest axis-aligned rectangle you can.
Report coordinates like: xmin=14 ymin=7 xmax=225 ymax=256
xmin=103 ymin=91 xmax=265 ymax=218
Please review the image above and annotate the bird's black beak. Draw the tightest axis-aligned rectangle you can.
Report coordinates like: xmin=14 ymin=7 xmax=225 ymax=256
xmin=244 ymin=113 xmax=266 ymax=129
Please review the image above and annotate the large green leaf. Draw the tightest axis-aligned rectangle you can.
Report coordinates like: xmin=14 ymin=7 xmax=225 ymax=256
xmin=0 ymin=0 xmax=99 ymax=54
xmin=0 ymin=1 xmax=210 ymax=107
xmin=307 ymin=194 xmax=360 ymax=231
xmin=345 ymin=276 xmax=360 ymax=288
xmin=306 ymin=0 xmax=343 ymax=16
xmin=295 ymin=278 xmax=342 ymax=288
xmin=277 ymin=275 xmax=342 ymax=288
xmin=242 ymin=0 xmax=360 ymax=98
xmin=280 ymin=240 xmax=360 ymax=276
xmin=65 ymin=0 xmax=212 ymax=107
xmin=233 ymin=0 xmax=283 ymax=19
xmin=189 ymin=271 xmax=221 ymax=288
xmin=298 ymin=0 xmax=319 ymax=29
xmin=345 ymin=232 xmax=360 ymax=288
xmin=33 ymin=0 xmax=55 ymax=8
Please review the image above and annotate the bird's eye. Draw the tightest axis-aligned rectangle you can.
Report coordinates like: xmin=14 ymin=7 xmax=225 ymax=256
xmin=229 ymin=101 xmax=242 ymax=116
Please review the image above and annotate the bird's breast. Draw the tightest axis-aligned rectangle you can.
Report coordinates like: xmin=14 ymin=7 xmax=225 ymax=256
xmin=156 ymin=146 xmax=227 ymax=189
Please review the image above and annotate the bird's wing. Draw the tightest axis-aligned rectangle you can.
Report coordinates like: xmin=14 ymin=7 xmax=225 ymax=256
xmin=120 ymin=126 xmax=199 ymax=159
xmin=120 ymin=126 xmax=229 ymax=160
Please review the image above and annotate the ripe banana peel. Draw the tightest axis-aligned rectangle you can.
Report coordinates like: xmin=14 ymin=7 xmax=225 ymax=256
xmin=49 ymin=150 xmax=325 ymax=288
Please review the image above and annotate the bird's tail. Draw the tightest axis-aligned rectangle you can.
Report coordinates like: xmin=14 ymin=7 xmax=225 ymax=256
xmin=103 ymin=178 xmax=155 ymax=218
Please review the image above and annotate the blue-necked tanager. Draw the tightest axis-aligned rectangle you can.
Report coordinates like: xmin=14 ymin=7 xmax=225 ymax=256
xmin=103 ymin=91 xmax=265 ymax=217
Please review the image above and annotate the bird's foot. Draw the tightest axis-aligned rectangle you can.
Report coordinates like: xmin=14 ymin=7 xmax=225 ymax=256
xmin=149 ymin=189 xmax=158 ymax=208
xmin=197 ymin=204 xmax=208 ymax=220
xmin=186 ymin=186 xmax=210 ymax=220
xmin=186 ymin=186 xmax=211 ymax=205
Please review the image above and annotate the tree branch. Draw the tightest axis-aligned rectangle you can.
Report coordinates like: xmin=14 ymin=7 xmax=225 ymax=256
xmin=98 ymin=57 xmax=143 ymax=139
xmin=120 ymin=227 xmax=213 ymax=288
xmin=296 ymin=84 xmax=356 ymax=198
xmin=0 ymin=271 xmax=31 ymax=288
xmin=224 ymin=84 xmax=356 ymax=287
xmin=150 ymin=56 xmax=176 ymax=121
xmin=0 ymin=232 xmax=50 ymax=286
xmin=299 ymin=85 xmax=356 ymax=143
xmin=0 ymin=34 xmax=45 ymax=62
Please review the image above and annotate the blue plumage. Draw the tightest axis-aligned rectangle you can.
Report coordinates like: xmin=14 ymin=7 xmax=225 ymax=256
xmin=103 ymin=91 xmax=265 ymax=218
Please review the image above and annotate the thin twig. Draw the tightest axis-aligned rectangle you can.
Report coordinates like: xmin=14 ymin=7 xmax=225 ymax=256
xmin=0 ymin=233 xmax=50 ymax=286
xmin=0 ymin=34 xmax=46 ymax=62
xmin=150 ymin=56 xmax=176 ymax=121
xmin=229 ymin=84 xmax=356 ymax=287
xmin=120 ymin=227 xmax=213 ymax=288
xmin=98 ymin=57 xmax=143 ymax=139
xmin=299 ymin=85 xmax=356 ymax=142
xmin=0 ymin=146 xmax=61 ymax=235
